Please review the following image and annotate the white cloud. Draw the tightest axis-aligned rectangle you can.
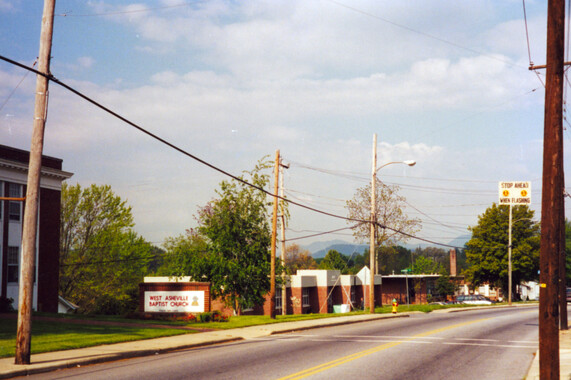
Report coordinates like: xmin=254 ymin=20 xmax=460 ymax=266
xmin=1 ymin=1 xmax=557 ymax=245
xmin=0 ymin=0 xmax=17 ymax=12
xmin=77 ymin=56 xmax=94 ymax=69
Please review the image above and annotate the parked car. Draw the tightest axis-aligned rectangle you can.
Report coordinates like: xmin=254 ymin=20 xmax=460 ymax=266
xmin=566 ymin=287 xmax=571 ymax=303
xmin=456 ymin=294 xmax=494 ymax=305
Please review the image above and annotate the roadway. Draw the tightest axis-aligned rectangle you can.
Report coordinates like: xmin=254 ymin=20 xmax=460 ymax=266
xmin=23 ymin=307 xmax=539 ymax=379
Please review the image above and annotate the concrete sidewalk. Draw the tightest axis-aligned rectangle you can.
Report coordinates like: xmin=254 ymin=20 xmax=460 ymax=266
xmin=1 ymin=310 xmax=569 ymax=379
xmin=525 ymin=328 xmax=571 ymax=380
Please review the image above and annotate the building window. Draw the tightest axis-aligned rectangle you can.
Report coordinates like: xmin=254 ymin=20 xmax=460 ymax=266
xmin=275 ymin=288 xmax=282 ymax=310
xmin=351 ymin=287 xmax=356 ymax=304
xmin=7 ymin=246 xmax=19 ymax=283
xmin=302 ymin=288 xmax=310 ymax=307
xmin=8 ymin=183 xmax=22 ymax=221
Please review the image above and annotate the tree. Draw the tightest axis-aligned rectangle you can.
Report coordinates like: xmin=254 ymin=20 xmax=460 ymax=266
xmin=157 ymin=229 xmax=209 ymax=278
xmin=378 ymin=245 xmax=411 ymax=275
xmin=319 ymin=249 xmax=348 ymax=273
xmin=60 ymin=183 xmax=153 ymax=314
xmin=284 ymin=244 xmax=317 ymax=274
xmin=346 ymin=180 xmax=421 ymax=272
xmin=465 ymin=204 xmax=540 ymax=296
xmin=412 ymin=255 xmax=440 ymax=274
xmin=346 ymin=251 xmax=368 ymax=274
xmin=196 ymin=159 xmax=277 ymax=314
xmin=435 ymin=272 xmax=456 ymax=300
xmin=414 ymin=247 xmax=448 ymax=271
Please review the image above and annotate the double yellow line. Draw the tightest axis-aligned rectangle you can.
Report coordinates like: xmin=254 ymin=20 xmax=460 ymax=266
xmin=278 ymin=318 xmax=490 ymax=380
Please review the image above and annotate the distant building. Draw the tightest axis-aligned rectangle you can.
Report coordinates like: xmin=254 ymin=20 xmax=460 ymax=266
xmin=140 ymin=269 xmax=457 ymax=318
xmin=0 ymin=144 xmax=72 ymax=312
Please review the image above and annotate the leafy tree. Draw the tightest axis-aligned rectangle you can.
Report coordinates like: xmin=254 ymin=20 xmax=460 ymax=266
xmin=60 ymin=183 xmax=153 ymax=314
xmin=284 ymin=244 xmax=317 ymax=274
xmin=414 ymin=247 xmax=447 ymax=270
xmin=146 ymin=245 xmax=166 ymax=274
xmin=319 ymin=249 xmax=349 ymax=273
xmin=465 ymin=203 xmax=540 ymax=295
xmin=157 ymin=229 xmax=209 ymax=277
xmin=162 ymin=158 xmax=279 ymax=315
xmin=346 ymin=180 xmax=421 ymax=273
xmin=378 ymin=245 xmax=412 ymax=274
xmin=346 ymin=251 xmax=368 ymax=274
xmin=412 ymin=255 xmax=440 ymax=274
xmin=435 ymin=272 xmax=456 ymax=299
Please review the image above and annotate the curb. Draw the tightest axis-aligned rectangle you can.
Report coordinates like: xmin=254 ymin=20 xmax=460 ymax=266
xmin=0 ymin=313 xmax=402 ymax=379
xmin=0 ymin=337 xmax=245 ymax=380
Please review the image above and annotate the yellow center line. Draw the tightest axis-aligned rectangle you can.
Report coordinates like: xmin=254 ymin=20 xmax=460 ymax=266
xmin=278 ymin=317 xmax=490 ymax=380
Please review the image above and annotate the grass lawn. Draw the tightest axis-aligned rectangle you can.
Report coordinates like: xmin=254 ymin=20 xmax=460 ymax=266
xmin=0 ymin=318 xmax=191 ymax=358
xmin=0 ymin=301 xmax=510 ymax=358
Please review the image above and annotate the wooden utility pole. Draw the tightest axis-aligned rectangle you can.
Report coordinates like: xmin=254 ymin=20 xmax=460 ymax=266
xmin=279 ymin=160 xmax=288 ymax=316
xmin=539 ymin=0 xmax=564 ymax=377
xmin=15 ymin=0 xmax=56 ymax=365
xmin=269 ymin=150 xmax=280 ymax=319
xmin=560 ymin=195 xmax=567 ymax=330
xmin=508 ymin=204 xmax=513 ymax=306
xmin=369 ymin=134 xmax=377 ymax=313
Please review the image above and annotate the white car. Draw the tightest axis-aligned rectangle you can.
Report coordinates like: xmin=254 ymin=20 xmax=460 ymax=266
xmin=456 ymin=294 xmax=494 ymax=305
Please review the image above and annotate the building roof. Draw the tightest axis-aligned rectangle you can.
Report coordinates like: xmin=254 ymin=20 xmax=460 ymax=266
xmin=0 ymin=145 xmax=73 ymax=187
xmin=0 ymin=144 xmax=63 ymax=170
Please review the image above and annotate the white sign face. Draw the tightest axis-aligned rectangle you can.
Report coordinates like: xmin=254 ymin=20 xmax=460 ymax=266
xmin=144 ymin=291 xmax=205 ymax=313
xmin=499 ymin=181 xmax=531 ymax=205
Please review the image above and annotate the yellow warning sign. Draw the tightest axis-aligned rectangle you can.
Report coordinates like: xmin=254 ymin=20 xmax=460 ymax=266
xmin=499 ymin=181 xmax=531 ymax=205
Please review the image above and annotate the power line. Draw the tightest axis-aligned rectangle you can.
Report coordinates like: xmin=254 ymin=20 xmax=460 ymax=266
xmin=0 ymin=54 xmax=367 ymax=225
xmin=328 ymin=0 xmax=526 ymax=70
xmin=0 ymin=59 xmax=37 ymax=113
xmin=285 ymin=224 xmax=363 ymax=242
xmin=0 ymin=54 xmax=467 ymax=251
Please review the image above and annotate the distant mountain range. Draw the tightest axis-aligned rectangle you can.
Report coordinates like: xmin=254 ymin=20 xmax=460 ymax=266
xmin=304 ymin=235 xmax=470 ymax=259
xmin=310 ymin=242 xmax=369 ymax=259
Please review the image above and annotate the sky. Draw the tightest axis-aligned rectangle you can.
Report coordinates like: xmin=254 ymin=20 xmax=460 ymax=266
xmin=0 ymin=0 xmax=565 ymax=251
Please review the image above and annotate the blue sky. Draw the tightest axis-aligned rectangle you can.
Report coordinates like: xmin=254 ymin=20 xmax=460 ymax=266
xmin=0 ymin=0 xmax=561 ymax=249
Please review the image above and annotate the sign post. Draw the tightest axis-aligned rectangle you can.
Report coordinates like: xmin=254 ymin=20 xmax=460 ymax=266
xmin=401 ymin=268 xmax=411 ymax=305
xmin=498 ymin=181 xmax=531 ymax=305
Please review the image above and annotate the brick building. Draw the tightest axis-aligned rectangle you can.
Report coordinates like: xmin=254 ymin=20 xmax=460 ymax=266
xmin=140 ymin=268 xmax=452 ymax=318
xmin=0 ymin=145 xmax=72 ymax=312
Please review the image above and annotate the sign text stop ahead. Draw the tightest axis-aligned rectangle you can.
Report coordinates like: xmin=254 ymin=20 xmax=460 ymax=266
xmin=498 ymin=181 xmax=531 ymax=205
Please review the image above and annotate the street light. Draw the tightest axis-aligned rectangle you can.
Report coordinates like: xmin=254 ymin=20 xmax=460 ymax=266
xmin=369 ymin=133 xmax=416 ymax=313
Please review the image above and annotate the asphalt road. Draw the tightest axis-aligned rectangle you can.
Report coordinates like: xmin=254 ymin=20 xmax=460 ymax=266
xmin=24 ymin=307 xmax=539 ymax=380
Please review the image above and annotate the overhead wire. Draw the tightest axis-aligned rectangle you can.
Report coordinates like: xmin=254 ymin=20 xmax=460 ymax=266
xmin=523 ymin=0 xmax=546 ymax=87
xmin=328 ymin=0 xmax=526 ymax=70
xmin=0 ymin=59 xmax=37 ymax=114
xmin=0 ymin=55 xmax=468 ymax=250
xmin=403 ymin=199 xmax=468 ymax=233
xmin=285 ymin=159 xmax=497 ymax=242
xmin=285 ymin=224 xmax=364 ymax=242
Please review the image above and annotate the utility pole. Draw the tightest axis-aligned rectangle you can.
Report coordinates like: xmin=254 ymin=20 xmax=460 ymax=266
xmin=369 ymin=134 xmax=377 ymax=313
xmin=539 ymin=0 xmax=564 ymax=377
xmin=508 ymin=204 xmax=513 ymax=306
xmin=560 ymin=196 xmax=567 ymax=330
xmin=15 ymin=0 xmax=56 ymax=365
xmin=279 ymin=160 xmax=289 ymax=316
xmin=269 ymin=150 xmax=280 ymax=319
